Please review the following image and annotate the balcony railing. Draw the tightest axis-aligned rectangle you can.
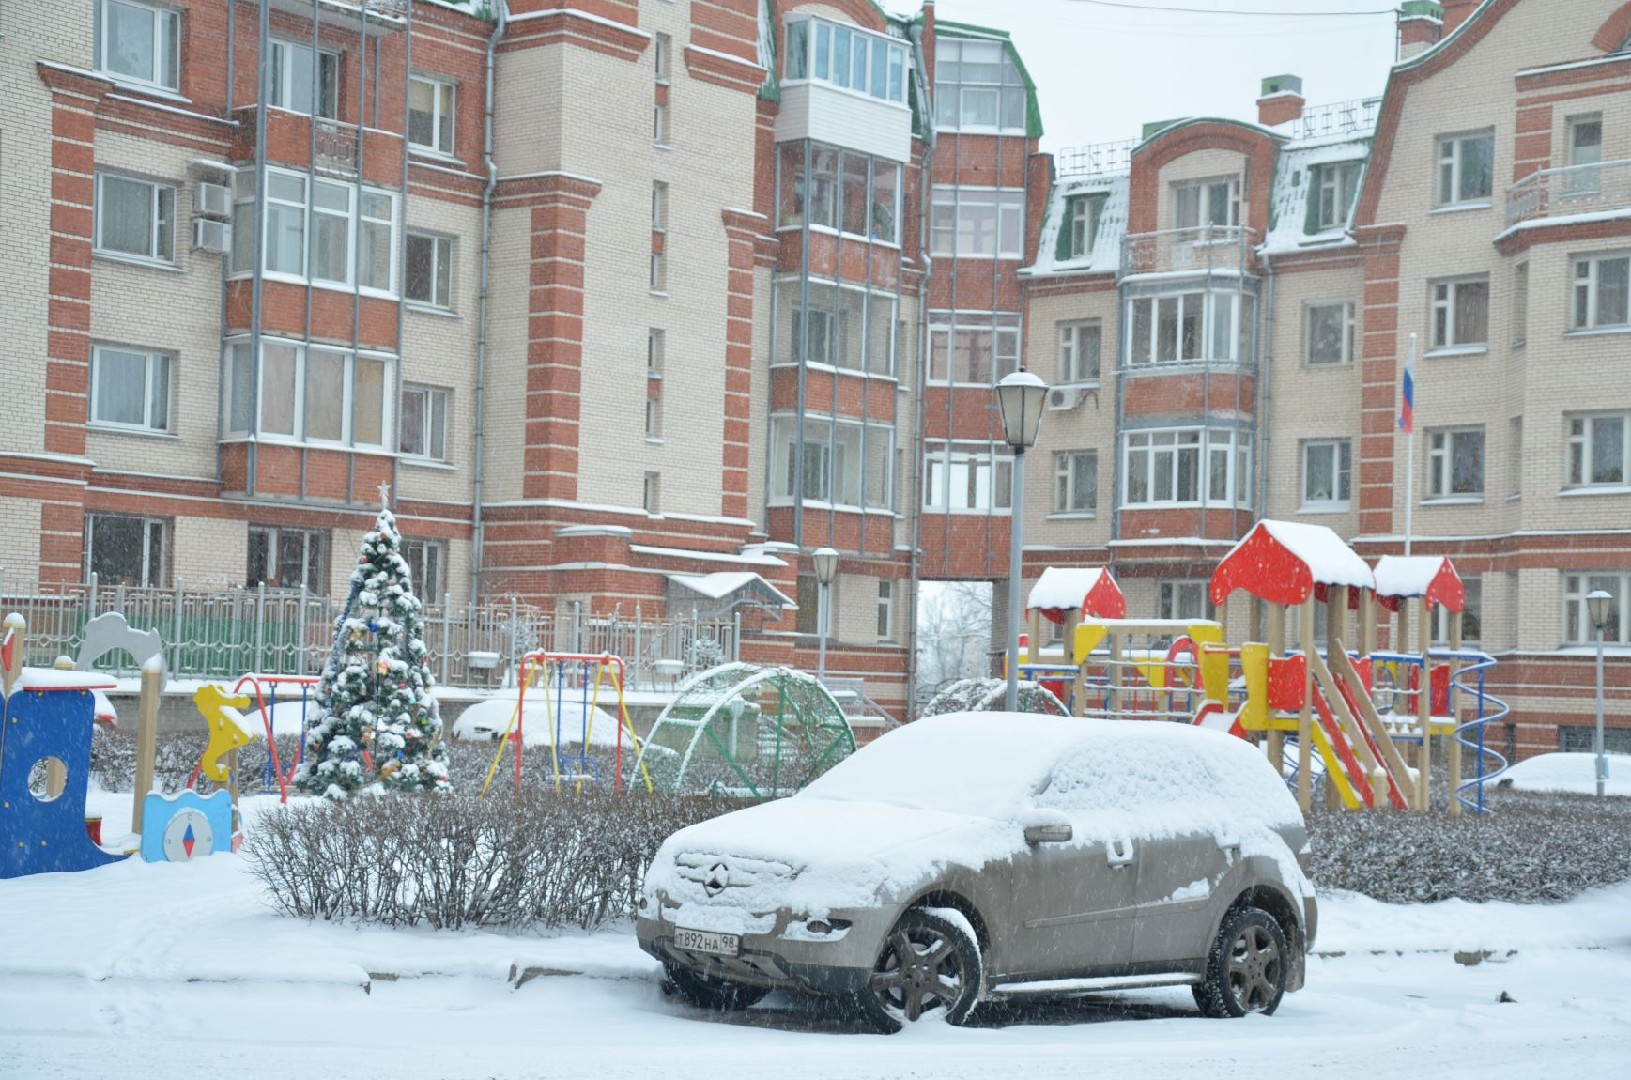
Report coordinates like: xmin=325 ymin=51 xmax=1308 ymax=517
xmin=314 ymin=117 xmax=359 ymax=175
xmin=1507 ymin=159 xmax=1631 ymax=227
xmin=1121 ymin=225 xmax=1255 ymax=279
xmin=1055 ymin=138 xmax=1139 ymax=178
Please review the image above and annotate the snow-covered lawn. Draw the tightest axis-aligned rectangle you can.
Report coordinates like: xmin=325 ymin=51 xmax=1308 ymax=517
xmin=2 ymin=815 xmax=1628 ymax=1078
xmin=1499 ymin=751 xmax=1631 ymax=797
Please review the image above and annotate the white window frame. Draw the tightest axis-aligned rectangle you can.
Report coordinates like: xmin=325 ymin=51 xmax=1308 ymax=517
xmin=1429 ymin=276 xmax=1490 ymax=350
xmin=248 ymin=525 xmax=328 ymax=594
xmin=1572 ymin=253 xmax=1630 ymax=331
xmin=1122 ymin=428 xmax=1251 ymax=509
xmin=1566 ymin=412 xmax=1629 ymax=488
xmin=653 ymin=32 xmax=672 ymax=85
xmin=651 ymin=180 xmax=669 ymax=233
xmin=771 ymin=415 xmax=894 ymax=511
xmin=400 ymin=538 xmax=445 ymax=601
xmin=1315 ymin=162 xmax=1360 ymax=230
xmin=1057 ymin=320 xmax=1101 ymax=384
xmin=1565 ymin=572 xmax=1629 ymax=645
xmin=408 ymin=75 xmax=456 ymax=156
xmin=1069 ymin=194 xmax=1104 ymax=258
xmin=268 ymin=39 xmax=340 ymax=119
xmin=1301 ymin=439 xmax=1352 ymax=509
xmin=398 ymin=384 xmax=449 ymax=462
xmin=1306 ymin=300 xmax=1355 ymax=366
xmin=1126 ymin=290 xmax=1255 ymax=367
xmin=876 ymin=578 xmax=894 ymax=642
xmin=1158 ymin=581 xmax=1214 ymax=622
xmin=927 ymin=312 xmax=1021 ymax=385
xmin=1436 ymin=129 xmax=1495 ymax=207
xmin=933 ymin=36 xmax=1026 ymax=132
xmin=96 ymin=0 xmax=180 ymax=92
xmin=233 ymin=166 xmax=397 ymax=296
xmin=922 ymin=440 xmax=1013 ymax=514
xmin=404 ymin=231 xmax=453 ymax=309
xmin=1174 ymin=176 xmax=1240 ymax=229
xmin=929 ymin=187 xmax=1026 ymax=258
xmin=1426 ymin=426 xmax=1485 ymax=498
xmin=1432 ymin=575 xmax=1481 ymax=644
xmin=90 ymin=345 xmax=171 ymax=433
xmin=1564 ymin=114 xmax=1603 ymax=195
xmin=652 ymin=100 xmax=669 ymax=145
xmin=1052 ymin=450 xmax=1097 ymax=515
xmin=643 ymin=471 xmax=661 ymax=514
xmin=785 ymin=18 xmax=910 ymax=105
xmin=94 ymin=172 xmax=176 ymax=264
xmin=86 ymin=513 xmax=169 ymax=588
xmin=223 ymin=338 xmax=394 ymax=449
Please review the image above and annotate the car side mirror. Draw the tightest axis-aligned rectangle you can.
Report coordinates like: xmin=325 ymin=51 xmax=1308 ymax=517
xmin=1021 ymin=810 xmax=1072 ymax=844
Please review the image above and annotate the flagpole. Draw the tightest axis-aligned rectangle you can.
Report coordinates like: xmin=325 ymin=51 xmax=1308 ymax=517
xmin=1403 ymin=332 xmax=1417 ymax=557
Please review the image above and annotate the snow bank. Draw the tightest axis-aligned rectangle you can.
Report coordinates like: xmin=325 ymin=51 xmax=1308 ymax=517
xmin=453 ymin=695 xmax=628 ymax=748
xmin=1499 ymin=751 xmax=1631 ymax=797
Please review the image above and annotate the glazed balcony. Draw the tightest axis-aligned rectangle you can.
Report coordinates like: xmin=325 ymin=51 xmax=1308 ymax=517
xmin=1507 ymin=159 xmax=1631 ymax=227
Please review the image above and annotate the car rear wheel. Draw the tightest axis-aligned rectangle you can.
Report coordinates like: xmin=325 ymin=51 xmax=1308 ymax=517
xmin=663 ymin=963 xmax=768 ymax=1012
xmin=857 ymin=908 xmax=982 ymax=1034
xmin=1193 ymin=906 xmax=1288 ymax=1018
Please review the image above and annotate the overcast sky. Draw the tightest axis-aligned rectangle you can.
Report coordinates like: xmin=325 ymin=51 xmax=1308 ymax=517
xmin=924 ymin=0 xmax=1402 ymax=154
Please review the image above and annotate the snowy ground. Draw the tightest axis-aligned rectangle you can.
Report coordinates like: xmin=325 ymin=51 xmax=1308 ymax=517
xmin=2 ymin=800 xmax=1629 ymax=1079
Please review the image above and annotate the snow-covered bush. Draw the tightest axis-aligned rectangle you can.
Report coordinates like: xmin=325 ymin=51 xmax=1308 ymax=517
xmin=245 ymin=791 xmax=748 ymax=930
xmin=920 ymin=677 xmax=1068 ymax=719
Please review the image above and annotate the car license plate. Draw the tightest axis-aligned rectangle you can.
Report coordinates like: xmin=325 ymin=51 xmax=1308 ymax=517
xmin=675 ymin=927 xmax=740 ymax=957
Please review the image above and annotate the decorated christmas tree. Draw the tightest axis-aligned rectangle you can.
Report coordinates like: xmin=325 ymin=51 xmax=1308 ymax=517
xmin=295 ymin=496 xmax=451 ymax=798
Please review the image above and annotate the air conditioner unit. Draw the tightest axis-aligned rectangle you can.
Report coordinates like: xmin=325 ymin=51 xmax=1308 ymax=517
xmin=1046 ymin=387 xmax=1084 ymax=411
xmin=193 ymin=218 xmax=231 ymax=254
xmin=193 ymin=181 xmax=232 ymax=219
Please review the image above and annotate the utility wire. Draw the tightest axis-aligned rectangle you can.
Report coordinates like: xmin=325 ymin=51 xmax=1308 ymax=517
xmin=1064 ymin=0 xmax=1395 ymax=15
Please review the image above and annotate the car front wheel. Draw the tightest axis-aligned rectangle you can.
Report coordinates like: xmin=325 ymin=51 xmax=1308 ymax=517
xmin=857 ymin=908 xmax=982 ymax=1034
xmin=663 ymin=963 xmax=768 ymax=1012
xmin=1193 ymin=906 xmax=1289 ymax=1018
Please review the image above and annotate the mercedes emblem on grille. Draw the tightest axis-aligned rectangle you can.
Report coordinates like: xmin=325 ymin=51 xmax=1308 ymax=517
xmin=703 ymin=861 xmax=729 ymax=897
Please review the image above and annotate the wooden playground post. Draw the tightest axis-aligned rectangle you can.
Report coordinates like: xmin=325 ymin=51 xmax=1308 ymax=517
xmin=1266 ymin=603 xmax=1287 ymax=773
xmin=1069 ymin=622 xmax=1088 ymax=718
xmin=1360 ymin=588 xmax=1378 ymax=658
xmin=131 ymin=663 xmax=162 ymax=836
xmin=1415 ymin=595 xmax=1432 ymax=811
xmin=1324 ymin=587 xmax=1348 ymax=810
xmin=1107 ymin=630 xmax=1123 ymax=716
xmin=1298 ymin=596 xmax=1315 ymax=813
xmin=1027 ymin=609 xmax=1042 ymax=665
xmin=1448 ymin=609 xmax=1465 ymax=817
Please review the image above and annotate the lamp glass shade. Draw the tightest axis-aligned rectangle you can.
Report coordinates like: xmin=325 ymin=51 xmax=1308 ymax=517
xmin=812 ymin=547 xmax=840 ymax=585
xmin=995 ymin=370 xmax=1048 ymax=449
xmin=1586 ymin=589 xmax=1613 ymax=632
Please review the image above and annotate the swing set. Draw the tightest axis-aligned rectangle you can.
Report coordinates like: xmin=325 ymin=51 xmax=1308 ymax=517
xmin=478 ymin=651 xmax=654 ymax=796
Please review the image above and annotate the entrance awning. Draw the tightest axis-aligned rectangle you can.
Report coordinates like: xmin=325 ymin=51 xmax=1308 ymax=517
xmin=667 ymin=572 xmax=797 ymax=619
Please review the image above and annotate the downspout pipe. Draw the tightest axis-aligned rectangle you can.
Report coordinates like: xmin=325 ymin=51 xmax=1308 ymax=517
xmin=905 ymin=21 xmax=936 ymax=721
xmin=472 ymin=1 xmax=509 ymax=603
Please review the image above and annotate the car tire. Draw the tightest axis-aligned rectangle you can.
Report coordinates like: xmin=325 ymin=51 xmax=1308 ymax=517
xmin=856 ymin=908 xmax=983 ymax=1034
xmin=663 ymin=963 xmax=768 ymax=1012
xmin=1193 ymin=905 xmax=1289 ymax=1018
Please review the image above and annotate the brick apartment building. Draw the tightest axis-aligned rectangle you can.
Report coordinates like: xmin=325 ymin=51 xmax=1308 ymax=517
xmin=0 ymin=0 xmax=1626 ymax=752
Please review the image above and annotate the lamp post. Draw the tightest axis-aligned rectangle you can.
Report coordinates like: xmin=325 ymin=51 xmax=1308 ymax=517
xmin=812 ymin=547 xmax=839 ymax=685
xmin=994 ymin=369 xmax=1049 ymax=713
xmin=1587 ymin=589 xmax=1613 ymax=797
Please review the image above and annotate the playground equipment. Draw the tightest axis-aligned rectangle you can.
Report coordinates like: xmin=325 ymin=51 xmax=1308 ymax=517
xmin=478 ymin=651 xmax=652 ymax=796
xmin=185 ymin=673 xmax=322 ymax=805
xmin=634 ymin=663 xmax=856 ymax=798
xmin=1020 ymin=567 xmax=1128 ymax=707
xmin=140 ymin=789 xmax=234 ymax=863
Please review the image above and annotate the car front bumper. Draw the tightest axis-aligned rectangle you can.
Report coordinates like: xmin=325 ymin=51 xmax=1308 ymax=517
xmin=636 ymin=903 xmax=900 ymax=995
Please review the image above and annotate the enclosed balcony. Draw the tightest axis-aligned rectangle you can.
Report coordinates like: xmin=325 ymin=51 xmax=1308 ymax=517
xmin=1120 ymin=225 xmax=1255 ymax=281
xmin=1507 ymin=160 xmax=1631 ymax=228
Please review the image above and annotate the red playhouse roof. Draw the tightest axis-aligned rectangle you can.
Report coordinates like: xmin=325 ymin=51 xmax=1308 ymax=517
xmin=1026 ymin=567 xmax=1127 ymax=625
xmin=1210 ymin=520 xmax=1375 ymax=608
xmin=1372 ymin=555 xmax=1465 ymax=613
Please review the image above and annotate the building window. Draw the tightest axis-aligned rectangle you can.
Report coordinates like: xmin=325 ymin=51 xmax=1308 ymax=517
xmin=928 ymin=313 xmax=1021 ymax=385
xmin=224 ymin=340 xmax=392 ymax=448
xmin=1432 ymin=576 xmax=1481 ymax=644
xmin=778 ymin=144 xmax=899 ymax=243
xmin=1564 ymin=573 xmax=1627 ymax=645
xmin=1057 ymin=320 xmax=1101 ymax=384
xmin=1572 ymin=253 xmax=1630 ymax=331
xmin=1123 ymin=428 xmax=1251 ymax=508
xmin=1564 ymin=114 xmax=1602 ymax=194
xmin=400 ymin=539 xmax=444 ymax=601
xmin=1560 ymin=725 xmax=1631 ymax=754
xmin=933 ymin=36 xmax=1026 ymax=131
xmin=1068 ymin=194 xmax=1104 ymax=258
xmin=233 ymin=167 xmax=397 ymax=293
xmin=1508 ymin=416 xmax=1523 ymax=498
xmin=929 ymin=187 xmax=1025 ymax=258
xmin=1302 ymin=439 xmax=1351 ymax=508
xmin=876 ymin=579 xmax=894 ymax=641
xmin=90 ymin=345 xmax=170 ymax=432
xmin=648 ymin=328 xmax=665 ymax=375
xmin=1436 ymin=130 xmax=1494 ymax=206
xmin=95 ymin=173 xmax=175 ymax=263
xmin=645 ymin=394 xmax=662 ymax=440
xmin=248 ymin=526 xmax=327 ymax=594
xmin=1306 ymin=301 xmax=1354 ymax=366
xmin=651 ymin=181 xmax=668 ymax=233
xmin=1427 ymin=427 xmax=1485 ymax=497
xmin=923 ymin=440 xmax=1012 ymax=513
xmin=96 ymin=0 xmax=179 ymax=91
xmin=1313 ymin=162 xmax=1360 ymax=230
xmin=1430 ymin=277 xmax=1489 ymax=349
xmin=785 ymin=18 xmax=908 ymax=104
xmin=1566 ymin=413 xmax=1628 ymax=487
xmin=405 ymin=232 xmax=453 ymax=309
xmin=408 ymin=76 xmax=456 ymax=155
xmin=653 ymin=32 xmax=671 ymax=84
xmin=86 ymin=514 xmax=167 ymax=587
xmin=775 ymin=279 xmax=897 ymax=374
xmin=1053 ymin=451 xmax=1097 ymax=514
xmin=795 ymin=574 xmax=835 ymax=636
xmin=649 ymin=247 xmax=667 ymax=292
xmin=269 ymin=40 xmax=339 ymax=119
xmin=1174 ymin=176 xmax=1240 ymax=229
xmin=771 ymin=415 xmax=894 ymax=509
xmin=653 ymin=101 xmax=669 ymax=145
xmin=1512 ymin=262 xmax=1529 ymax=346
xmin=399 ymin=384 xmax=448 ymax=461
xmin=1159 ymin=581 xmax=1214 ymax=622
xmin=643 ymin=472 xmax=661 ymax=514
xmin=1126 ymin=290 xmax=1255 ymax=366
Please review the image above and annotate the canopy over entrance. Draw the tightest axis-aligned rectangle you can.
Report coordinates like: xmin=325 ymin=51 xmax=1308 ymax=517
xmin=666 ymin=573 xmax=796 ymax=620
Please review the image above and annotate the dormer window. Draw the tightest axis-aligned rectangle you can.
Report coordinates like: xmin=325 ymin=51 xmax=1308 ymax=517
xmin=1067 ymin=194 xmax=1105 ymax=258
xmin=1175 ymin=176 xmax=1240 ymax=230
xmin=1313 ymin=162 xmax=1360 ymax=230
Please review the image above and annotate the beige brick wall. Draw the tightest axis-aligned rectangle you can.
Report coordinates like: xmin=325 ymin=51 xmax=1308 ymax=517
xmin=0 ymin=498 xmax=46 ymax=586
xmin=173 ymin=514 xmax=250 ymax=589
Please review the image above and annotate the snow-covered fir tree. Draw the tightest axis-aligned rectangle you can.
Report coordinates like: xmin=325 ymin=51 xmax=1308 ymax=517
xmin=295 ymin=501 xmax=450 ymax=798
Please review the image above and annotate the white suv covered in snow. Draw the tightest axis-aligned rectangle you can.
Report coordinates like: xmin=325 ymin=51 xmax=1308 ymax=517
xmin=637 ymin=713 xmax=1317 ymax=1032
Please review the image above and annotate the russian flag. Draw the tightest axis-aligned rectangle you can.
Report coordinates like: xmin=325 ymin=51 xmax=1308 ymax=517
xmin=1398 ymin=359 xmax=1414 ymax=435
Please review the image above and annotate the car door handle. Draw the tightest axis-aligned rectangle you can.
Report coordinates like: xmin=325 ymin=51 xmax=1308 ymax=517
xmin=1106 ymin=837 xmax=1135 ymax=868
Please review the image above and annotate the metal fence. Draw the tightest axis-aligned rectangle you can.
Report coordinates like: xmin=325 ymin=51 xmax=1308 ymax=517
xmin=1507 ymin=159 xmax=1631 ymax=227
xmin=0 ymin=571 xmax=737 ymax=691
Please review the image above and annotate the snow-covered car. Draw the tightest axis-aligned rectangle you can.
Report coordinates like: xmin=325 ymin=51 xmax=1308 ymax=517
xmin=637 ymin=712 xmax=1316 ymax=1032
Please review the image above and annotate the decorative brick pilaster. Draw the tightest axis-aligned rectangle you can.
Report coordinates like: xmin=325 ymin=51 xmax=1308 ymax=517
xmin=720 ymin=209 xmax=766 ymax=520
xmin=1354 ymin=223 xmax=1407 ymax=537
xmin=42 ymin=81 xmax=99 ymax=460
